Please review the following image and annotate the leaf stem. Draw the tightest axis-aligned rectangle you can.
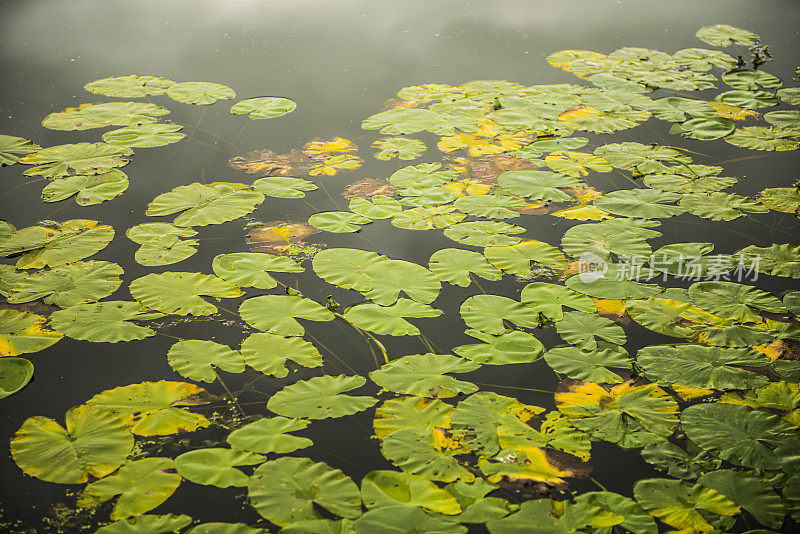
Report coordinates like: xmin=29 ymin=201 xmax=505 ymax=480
xmin=213 ymin=369 xmax=246 ymax=417
xmin=333 ymin=311 xmax=389 ymax=365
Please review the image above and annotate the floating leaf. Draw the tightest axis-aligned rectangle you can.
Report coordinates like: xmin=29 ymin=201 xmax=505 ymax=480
xmin=19 ymin=142 xmax=131 ymax=178
xmin=460 ymin=294 xmax=542 ymax=334
xmin=777 ymin=87 xmax=800 ymax=105
xmin=346 ymin=196 xmax=401 ymax=221
xmin=392 ymin=205 xmax=466 ymax=230
xmin=484 ymin=240 xmax=568 ymax=276
xmin=633 ymin=478 xmax=739 ymax=531
xmin=764 ymin=110 xmax=800 ymax=129
xmin=370 ymin=353 xmax=479 ymax=398
xmin=637 ymin=344 xmax=770 ymax=390
xmin=126 ymin=223 xmax=198 ymax=267
xmin=723 ymin=69 xmax=782 ymax=90
xmin=86 ymin=381 xmax=211 ymax=436
xmin=681 ymin=192 xmax=769 ymax=220
xmin=230 ymin=97 xmax=296 ymax=119
xmin=561 ymin=219 xmax=658 ymax=261
xmin=130 ymin=272 xmax=242 ymax=316
xmin=227 ymin=416 xmax=312 ymax=454
xmin=344 ymin=299 xmax=442 ymax=336
xmin=380 ymin=427 xmax=474 ymax=483
xmin=0 ymin=134 xmax=42 ymax=165
xmin=545 ymin=343 xmax=630 ymax=383
xmin=594 ymin=142 xmax=690 ymax=174
xmin=7 ymin=260 xmax=122 ymax=308
xmin=681 ymin=402 xmax=796 ymax=470
xmin=175 ymin=448 xmax=263 ymax=488
xmin=252 ymin=176 xmax=317 ymax=198
xmin=696 ymin=24 xmax=760 ymax=47
xmin=428 ymin=248 xmax=502 ymax=287
xmin=239 ymin=295 xmax=333 ymax=336
xmin=167 ymin=340 xmax=245 ymax=382
xmin=497 ymin=170 xmax=583 ymax=202
xmin=0 ymin=357 xmax=33 ymax=399
xmin=439 ymin=479 xmax=512 ymax=524
xmin=78 ymin=457 xmax=181 ymax=520
xmin=672 ymin=48 xmax=737 ymax=70
xmin=240 ymin=333 xmax=322 ymax=377
xmin=544 ymin=151 xmax=611 ymax=177
xmin=361 ymin=470 xmax=461 ymax=514
xmin=309 ymin=154 xmax=363 ymax=176
xmin=361 ymin=259 xmax=441 ymax=305
xmin=188 ymin=523 xmax=265 ymax=534
xmin=362 ymin=108 xmax=440 ymax=135
xmin=42 ymin=102 xmax=170 ymax=131
xmin=575 ymin=491 xmax=657 ymax=534
xmin=716 ymin=90 xmax=778 ymax=109
xmin=737 ymin=243 xmax=800 ymax=278
xmin=312 ymin=247 xmax=386 ymax=291
xmin=725 ymin=126 xmax=799 ymax=151
xmin=444 ymin=221 xmax=524 ymax=247
xmin=167 ymin=81 xmax=235 ymax=105
xmin=453 ymin=195 xmax=526 ymax=219
xmin=520 ymin=282 xmax=596 ymax=322
xmin=10 ymin=405 xmax=132 ymax=484
xmin=556 ymin=381 xmax=678 ymax=446
xmin=103 ymin=124 xmax=185 ymax=148
xmin=0 ymin=219 xmax=114 ymax=269
xmin=643 ymin=171 xmax=737 ymax=193
xmin=688 ymin=280 xmax=785 ymax=322
xmin=0 ymin=310 xmax=62 ymax=355
xmin=641 ymin=440 xmax=721 ymax=480
xmin=354 ymin=505 xmax=465 ymax=534
xmin=557 ymin=106 xmax=648 ymax=133
xmin=556 ymin=311 xmax=626 ymax=350
xmin=698 ymin=470 xmax=785 ymax=529
xmin=389 ymin=163 xmax=459 ymax=188
xmin=212 ymin=252 xmax=303 ymax=289
xmin=372 ymin=137 xmax=426 ymax=160
xmin=454 ymin=329 xmax=544 ymax=365
xmin=94 ymin=514 xmax=193 ymax=534
xmin=670 ymin=116 xmax=736 ymax=140
xmin=593 ymin=189 xmax=684 ymax=218
xmin=309 ymin=211 xmax=371 ymax=233
xmin=146 ymin=182 xmax=264 ymax=227
xmin=48 ymin=301 xmax=161 ymax=343
xmin=267 ymin=375 xmax=376 ymax=419
xmin=42 ymin=169 xmax=129 ymax=205
xmin=84 ymin=75 xmax=174 ymax=97
xmin=303 ymin=137 xmax=358 ymax=158
xmin=449 ymin=391 xmax=533 ymax=456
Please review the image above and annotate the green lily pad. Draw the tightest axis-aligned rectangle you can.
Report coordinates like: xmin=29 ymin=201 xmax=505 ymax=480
xmin=312 ymin=248 xmax=387 ymax=291
xmin=10 ymin=405 xmax=133 ymax=484
xmin=361 ymin=470 xmax=461 ymax=514
xmin=545 ymin=343 xmax=630 ymax=383
xmin=267 ymin=375 xmax=376 ymax=419
xmin=362 ymin=108 xmax=440 ymax=135
xmin=380 ymin=427 xmax=475 ymax=483
xmin=0 ymin=357 xmax=33 ymax=399
xmin=638 ymin=96 xmax=717 ymax=122
xmin=0 ymin=219 xmax=114 ymax=269
xmin=444 ymin=221 xmax=524 ymax=247
xmin=189 ymin=523 xmax=265 ymax=534
xmin=0 ymin=309 xmax=62 ymax=355
xmin=641 ymin=440 xmax=721 ymax=480
xmin=349 ymin=196 xmax=403 ymax=219
xmin=102 ymin=124 xmax=185 ymax=148
xmin=642 ymin=172 xmax=737 ymax=193
xmin=126 ymin=223 xmax=198 ymax=267
xmin=449 ymin=391 xmax=533 ymax=456
xmin=672 ymin=48 xmax=737 ymax=70
xmin=42 ymin=169 xmax=129 ymax=206
xmin=484 ymin=240 xmax=568 ymax=276
xmin=723 ymin=69 xmax=782 ymax=90
xmin=373 ymin=396 xmax=452 ymax=439
xmin=167 ymin=81 xmax=236 ymax=105
xmin=453 ymin=195 xmax=526 ymax=219
xmin=556 ymin=311 xmax=626 ymax=350
xmin=0 ymin=134 xmax=42 ymax=165
xmin=764 ymin=110 xmax=800 ymax=129
xmin=227 ymin=417 xmax=312 ymax=454
xmin=308 ymin=211 xmax=372 ymax=233
xmin=48 ymin=301 xmax=161 ymax=343
xmin=239 ymin=295 xmax=333 ymax=336
xmin=696 ymin=24 xmax=760 ymax=46
xmin=42 ymin=102 xmax=170 ymax=131
xmin=7 ymin=260 xmax=123 ymax=307
xmin=175 ymin=448 xmax=264 ymax=488
xmin=562 ymin=219 xmax=658 ymax=261
xmin=146 ymin=182 xmax=264 ymax=227
xmin=777 ymin=87 xmax=800 ymax=105
xmin=129 ymin=272 xmax=243 ymax=316
xmin=460 ymin=294 xmax=542 ymax=334
xmin=633 ymin=478 xmax=739 ymax=532
xmin=725 ymin=126 xmax=799 ymax=151
xmin=392 ymin=205 xmax=465 ymax=230
xmin=737 ymin=243 xmax=800 ymax=278
xmin=370 ymin=353 xmax=479 ymax=398
xmin=487 ymin=499 xmax=624 ymax=534
xmin=78 ymin=457 xmax=182 ymax=520
xmin=240 ymin=333 xmax=323 ymax=377
xmin=593 ymin=189 xmax=683 ymax=218
xmin=230 ymin=97 xmax=296 ymax=119
xmin=86 ymin=380 xmax=211 ymax=436
xmin=680 ymin=191 xmax=769 ymax=220
xmin=19 ymin=142 xmax=132 ymax=178
xmin=497 ymin=170 xmax=582 ymax=202
xmin=398 ymin=185 xmax=458 ymax=207
xmin=688 ymin=280 xmax=785 ymax=322
xmin=438 ymin=479 xmax=512 ymax=524
xmin=94 ymin=514 xmax=193 ymax=534
xmin=253 ymin=176 xmax=317 ymax=198
xmin=167 ymin=340 xmax=245 ymax=382
xmin=344 ymin=299 xmax=442 ymax=336
xmin=428 ymin=248 xmax=502 ymax=287
xmin=453 ymin=329 xmax=544 ymax=365
xmin=716 ymin=90 xmax=778 ymax=109
xmin=372 ymin=137 xmax=427 ymax=160
xmin=564 ymin=264 xmax=662 ymax=300
xmin=360 ymin=259 xmax=441 ymax=305
xmin=354 ymin=505 xmax=465 ymax=534
xmin=594 ymin=142 xmax=691 ymax=174
xmin=389 ymin=163 xmax=458 ymax=188
xmin=698 ymin=470 xmax=785 ymax=529
xmin=84 ymin=75 xmax=174 ymax=97
xmin=637 ymin=344 xmax=770 ymax=390
xmin=520 ymin=282 xmax=596 ymax=322
xmin=212 ymin=252 xmax=303 ymax=289
xmin=670 ymin=116 xmax=736 ymax=140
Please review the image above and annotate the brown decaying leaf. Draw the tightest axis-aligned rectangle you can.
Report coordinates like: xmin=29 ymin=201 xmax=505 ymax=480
xmin=246 ymin=221 xmax=320 ymax=253
xmin=446 ymin=154 xmax=539 ymax=184
xmin=228 ymin=149 xmax=314 ymax=176
xmin=380 ymin=98 xmax=419 ymax=111
xmin=0 ymin=300 xmax=59 ymax=317
xmin=342 ymin=178 xmax=399 ymax=199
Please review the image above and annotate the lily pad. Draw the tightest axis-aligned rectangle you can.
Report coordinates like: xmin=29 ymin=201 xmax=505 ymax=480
xmin=593 ymin=189 xmax=683 ymax=218
xmin=497 ymin=170 xmax=583 ymax=202
xmin=230 ymin=97 xmax=296 ymax=119
xmin=460 ymin=294 xmax=542 ymax=334
xmin=389 ymin=163 xmax=459 ymax=188
xmin=360 ymin=259 xmax=441 ymax=305
xmin=77 ymin=457 xmax=182 ymax=520
xmin=19 ymin=142 xmax=132 ymax=178
xmin=454 ymin=329 xmax=544 ymax=365
xmin=0 ymin=309 xmax=62 ymax=355
xmin=267 ymin=375 xmax=377 ymax=419
xmin=545 ymin=343 xmax=631 ymax=383
xmin=102 ymin=124 xmax=185 ymax=148
xmin=94 ymin=514 xmax=193 ymax=534
xmin=240 ymin=333 xmax=322 ymax=377
xmin=84 ymin=75 xmax=174 ymax=97
xmin=312 ymin=248 xmax=387 ymax=291
xmin=239 ymin=295 xmax=334 ymax=336
xmin=146 ymin=182 xmax=264 ymax=227
xmin=562 ymin=219 xmax=658 ymax=261
xmin=723 ymin=69 xmax=782 ymax=90
xmin=212 ymin=252 xmax=303 ymax=289
xmin=764 ymin=110 xmax=800 ymax=129
xmin=444 ymin=221 xmax=524 ymax=247
xmin=698 ymin=470 xmax=785 ymax=529
xmin=520 ymin=282 xmax=596 ymax=322
xmin=633 ymin=478 xmax=739 ymax=531
xmin=349 ymin=196 xmax=403 ymax=219
xmin=344 ymin=299 xmax=442 ymax=336
xmin=227 ymin=417 xmax=312 ymax=454
xmin=0 ymin=357 xmax=33 ymax=399
xmin=126 ymin=223 xmax=198 ymax=267
xmin=372 ymin=137 xmax=427 ymax=160
xmin=696 ymin=24 xmax=760 ymax=47
xmin=175 ymin=448 xmax=264 ymax=488
xmin=167 ymin=81 xmax=236 ymax=105
xmin=392 ymin=206 xmax=466 ymax=230
xmin=556 ymin=311 xmax=626 ymax=350
xmin=544 ymin=151 xmax=611 ymax=177
xmin=42 ymin=102 xmax=170 ymax=131
xmin=453 ymin=195 xmax=526 ymax=219
xmin=362 ymin=108 xmax=440 ymax=135
xmin=370 ymin=353 xmax=480 ymax=398
xmin=716 ymin=90 xmax=778 ymax=109
xmin=687 ymin=280 xmax=785 ymax=322
xmin=48 ymin=301 xmax=161 ymax=342
xmin=0 ymin=134 xmax=42 ymax=166
xmin=167 ymin=340 xmax=245 ymax=382
xmin=484 ymin=240 xmax=568 ymax=275
xmin=672 ymin=48 xmax=737 ymax=70
xmin=361 ymin=470 xmax=461 ymax=514
xmin=737 ymin=243 xmax=800 ymax=277
xmin=308 ymin=211 xmax=372 ymax=233
xmin=380 ymin=427 xmax=474 ymax=483
xmin=129 ymin=272 xmax=243 ymax=316
xmin=670 ymin=116 xmax=736 ymax=140
xmin=724 ymin=126 xmax=799 ymax=151
xmin=42 ymin=169 xmax=129 ymax=206
xmin=680 ymin=191 xmax=769 ymax=221
xmin=7 ymin=260 xmax=123 ymax=307
xmin=0 ymin=219 xmax=114 ymax=269
xmin=253 ymin=176 xmax=317 ymax=198
xmin=487 ymin=499 xmax=623 ymax=534
xmin=428 ymin=248 xmax=503 ymax=287
xmin=10 ymin=405 xmax=133 ymax=484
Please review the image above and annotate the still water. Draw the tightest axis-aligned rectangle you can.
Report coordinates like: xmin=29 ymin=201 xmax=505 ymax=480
xmin=1 ymin=0 xmax=799 ymax=531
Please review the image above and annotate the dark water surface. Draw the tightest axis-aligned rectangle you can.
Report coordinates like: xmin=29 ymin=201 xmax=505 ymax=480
xmin=1 ymin=0 xmax=800 ymax=531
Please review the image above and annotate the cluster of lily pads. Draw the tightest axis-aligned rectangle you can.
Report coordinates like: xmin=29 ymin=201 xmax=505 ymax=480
xmin=1 ymin=23 xmax=800 ymax=533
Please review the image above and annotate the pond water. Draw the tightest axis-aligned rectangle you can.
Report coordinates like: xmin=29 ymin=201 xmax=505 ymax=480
xmin=1 ymin=0 xmax=800 ymax=532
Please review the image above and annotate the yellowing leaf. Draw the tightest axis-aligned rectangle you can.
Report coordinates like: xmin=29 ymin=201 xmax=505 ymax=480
xmin=441 ymin=179 xmax=493 ymax=197
xmin=707 ymin=101 xmax=758 ymax=120
xmin=753 ymin=340 xmax=788 ymax=361
xmin=545 ymin=151 xmax=612 ymax=177
xmin=551 ymin=205 xmax=612 ymax=220
xmin=438 ymin=121 xmax=532 ymax=157
xmin=309 ymin=154 xmax=363 ymax=176
xmin=671 ymin=384 xmax=714 ymax=401
xmin=479 ymin=447 xmax=577 ymax=486
xmin=592 ymin=299 xmax=628 ymax=323
xmin=302 ymin=137 xmax=358 ymax=159
xmin=567 ymin=186 xmax=603 ymax=204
